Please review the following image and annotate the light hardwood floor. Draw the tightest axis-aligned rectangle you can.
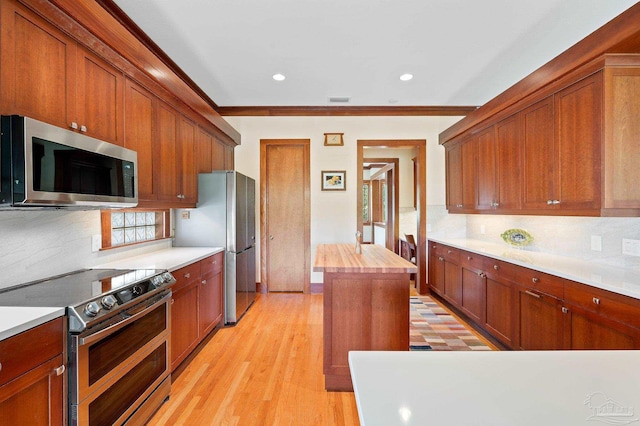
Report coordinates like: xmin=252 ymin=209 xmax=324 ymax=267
xmin=149 ymin=293 xmax=360 ymax=425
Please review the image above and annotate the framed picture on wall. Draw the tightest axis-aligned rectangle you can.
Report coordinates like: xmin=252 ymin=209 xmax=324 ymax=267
xmin=321 ymin=171 xmax=346 ymax=191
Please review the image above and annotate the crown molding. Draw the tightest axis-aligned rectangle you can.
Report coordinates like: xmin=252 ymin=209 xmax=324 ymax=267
xmin=215 ymin=106 xmax=478 ymax=117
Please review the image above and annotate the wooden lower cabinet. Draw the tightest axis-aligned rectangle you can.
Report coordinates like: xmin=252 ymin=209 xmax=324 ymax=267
xmin=427 ymin=240 xmax=640 ymax=350
xmin=459 ymin=252 xmax=485 ymax=324
xmin=515 ymin=285 xmax=565 ymax=350
xmin=171 ymin=253 xmax=225 ymax=371
xmin=0 ymin=318 xmax=65 ymax=425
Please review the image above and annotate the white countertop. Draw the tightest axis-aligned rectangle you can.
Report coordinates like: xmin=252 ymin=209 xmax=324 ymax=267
xmin=429 ymin=236 xmax=640 ymax=300
xmin=0 ymin=307 xmax=66 ymax=341
xmin=349 ymin=350 xmax=640 ymax=426
xmin=0 ymin=246 xmax=222 ymax=342
xmin=93 ymin=246 xmax=224 ymax=271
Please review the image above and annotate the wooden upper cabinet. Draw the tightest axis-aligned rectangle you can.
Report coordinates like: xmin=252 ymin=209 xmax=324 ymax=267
xmin=0 ymin=0 xmax=74 ymax=125
xmin=495 ymin=115 xmax=521 ymax=211
xmin=0 ymin=0 xmax=124 ymax=145
xmin=475 ymin=127 xmax=497 ymax=211
xmin=124 ymin=78 xmax=156 ymax=201
xmin=521 ymin=96 xmax=555 ymax=210
xmin=603 ymin=66 xmax=640 ymax=213
xmin=445 ymin=142 xmax=463 ymax=211
xmin=179 ymin=116 xmax=197 ymax=204
xmin=156 ymin=102 xmax=197 ymax=205
xmin=75 ymin=47 xmax=124 ymax=145
xmin=461 ymin=138 xmax=477 ymax=209
xmin=156 ymin=102 xmax=180 ymax=203
xmin=196 ymin=128 xmax=214 ymax=173
xmin=212 ymin=137 xmax=226 ymax=171
xmin=554 ymin=73 xmax=602 ymax=212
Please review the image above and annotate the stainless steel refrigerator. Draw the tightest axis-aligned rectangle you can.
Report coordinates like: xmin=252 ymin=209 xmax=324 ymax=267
xmin=174 ymin=171 xmax=256 ymax=324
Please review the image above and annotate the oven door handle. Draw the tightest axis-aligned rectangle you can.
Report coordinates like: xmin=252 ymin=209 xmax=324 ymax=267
xmin=79 ymin=291 xmax=171 ymax=346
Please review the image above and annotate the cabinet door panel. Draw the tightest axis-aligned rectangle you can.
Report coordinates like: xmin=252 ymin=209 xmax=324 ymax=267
xmin=443 ymin=260 xmax=462 ymax=306
xmin=460 ymin=266 xmax=484 ymax=324
xmin=196 ymin=128 xmax=213 ymax=173
xmin=461 ymin=140 xmax=477 ymax=209
xmin=0 ymin=355 xmax=64 ymax=426
xmin=521 ymin=97 xmax=554 ymax=209
xmin=179 ymin=116 xmax=197 ymax=203
xmin=555 ymin=73 xmax=602 ymax=210
xmin=76 ymin=47 xmax=124 ymax=145
xmin=445 ymin=143 xmax=462 ymax=210
xmin=199 ymin=271 xmax=223 ymax=336
xmin=485 ymin=276 xmax=514 ymax=348
xmin=171 ymin=282 xmax=199 ymax=371
xmin=124 ymin=79 xmax=156 ymax=200
xmin=157 ymin=102 xmax=179 ymax=202
xmin=476 ymin=128 xmax=497 ymax=210
xmin=212 ymin=137 xmax=226 ymax=171
xmin=495 ymin=115 xmax=521 ymax=210
xmin=517 ymin=288 xmax=564 ymax=350
xmin=0 ymin=1 xmax=74 ymax=127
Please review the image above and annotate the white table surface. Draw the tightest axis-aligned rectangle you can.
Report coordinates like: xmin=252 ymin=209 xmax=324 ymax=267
xmin=0 ymin=246 xmax=223 ymax=341
xmin=349 ymin=350 xmax=640 ymax=426
xmin=429 ymin=236 xmax=640 ymax=300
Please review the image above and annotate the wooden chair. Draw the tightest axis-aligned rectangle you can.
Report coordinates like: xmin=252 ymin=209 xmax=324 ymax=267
xmin=401 ymin=234 xmax=417 ymax=281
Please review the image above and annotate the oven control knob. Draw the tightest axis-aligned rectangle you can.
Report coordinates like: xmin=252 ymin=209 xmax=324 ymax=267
xmin=101 ymin=295 xmax=117 ymax=310
xmin=131 ymin=285 xmax=143 ymax=296
xmin=84 ymin=301 xmax=101 ymax=317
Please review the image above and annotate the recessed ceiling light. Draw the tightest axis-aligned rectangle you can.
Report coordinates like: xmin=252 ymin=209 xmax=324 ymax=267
xmin=400 ymin=73 xmax=413 ymax=81
xmin=273 ymin=73 xmax=286 ymax=81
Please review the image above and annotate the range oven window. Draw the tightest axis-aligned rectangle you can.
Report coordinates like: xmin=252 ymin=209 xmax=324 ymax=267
xmin=89 ymin=343 xmax=167 ymax=426
xmin=88 ymin=303 xmax=166 ymax=386
xmin=32 ymin=137 xmax=135 ymax=197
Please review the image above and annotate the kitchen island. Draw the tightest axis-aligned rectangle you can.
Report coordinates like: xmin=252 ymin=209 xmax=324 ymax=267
xmin=314 ymin=243 xmax=417 ymax=391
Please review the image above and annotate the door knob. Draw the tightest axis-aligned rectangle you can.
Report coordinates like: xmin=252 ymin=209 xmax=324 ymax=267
xmin=269 ymin=235 xmax=274 ymax=240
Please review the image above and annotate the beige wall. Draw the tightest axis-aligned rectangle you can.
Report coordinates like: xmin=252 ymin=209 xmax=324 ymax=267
xmin=225 ymin=115 xmax=463 ymax=283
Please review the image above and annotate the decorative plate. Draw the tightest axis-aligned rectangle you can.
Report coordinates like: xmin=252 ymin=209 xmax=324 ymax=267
xmin=500 ymin=228 xmax=534 ymax=246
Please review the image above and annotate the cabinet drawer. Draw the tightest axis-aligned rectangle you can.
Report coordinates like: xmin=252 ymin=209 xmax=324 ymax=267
xmin=565 ymin=281 xmax=640 ymax=329
xmin=200 ymin=252 xmax=224 ymax=276
xmin=460 ymin=250 xmax=484 ymax=270
xmin=0 ymin=318 xmax=64 ymax=385
xmin=172 ymin=262 xmax=201 ymax=292
xmin=483 ymin=258 xmax=518 ymax=282
xmin=516 ymin=268 xmax=564 ymax=299
xmin=430 ymin=243 xmax=460 ymax=263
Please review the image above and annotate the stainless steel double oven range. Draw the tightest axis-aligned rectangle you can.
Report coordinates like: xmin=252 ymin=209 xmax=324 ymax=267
xmin=0 ymin=268 xmax=176 ymax=425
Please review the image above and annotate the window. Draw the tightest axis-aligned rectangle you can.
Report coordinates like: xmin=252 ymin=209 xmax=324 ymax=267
xmin=101 ymin=209 xmax=170 ymax=249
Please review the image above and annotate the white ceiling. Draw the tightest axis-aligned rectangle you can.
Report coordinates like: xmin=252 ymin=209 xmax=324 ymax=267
xmin=112 ymin=0 xmax=638 ymax=107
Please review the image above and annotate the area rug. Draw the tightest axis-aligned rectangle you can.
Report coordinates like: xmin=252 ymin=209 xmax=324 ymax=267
xmin=409 ymin=295 xmax=492 ymax=351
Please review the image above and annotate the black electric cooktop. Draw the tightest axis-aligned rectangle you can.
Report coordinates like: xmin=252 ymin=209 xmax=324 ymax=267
xmin=0 ymin=268 xmax=167 ymax=308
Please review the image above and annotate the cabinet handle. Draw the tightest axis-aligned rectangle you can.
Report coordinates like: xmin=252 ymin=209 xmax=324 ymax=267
xmin=0 ymin=362 xmax=2 ymax=372
xmin=55 ymin=365 xmax=65 ymax=376
xmin=70 ymin=122 xmax=78 ymax=130
xmin=562 ymin=307 xmax=569 ymax=314
xmin=525 ymin=290 xmax=542 ymax=299
xmin=456 ymin=204 xmax=463 ymax=208
xmin=477 ymin=271 xmax=483 ymax=277
xmin=171 ymin=299 xmax=175 ymax=305
xmin=592 ymin=297 xmax=600 ymax=305
xmin=80 ymin=125 xmax=87 ymax=133
xmin=493 ymin=265 xmax=499 ymax=270
xmin=447 ymin=250 xmax=453 ymax=254
xmin=532 ymin=277 xmax=539 ymax=284
xmin=547 ymin=199 xmax=560 ymax=205
xmin=184 ymin=273 xmax=191 ymax=279
xmin=467 ymin=256 xmax=472 ymax=260
xmin=438 ymin=257 xmax=444 ymax=262
xmin=202 ymin=280 xmax=207 ymax=285
xmin=547 ymin=200 xmax=553 ymax=205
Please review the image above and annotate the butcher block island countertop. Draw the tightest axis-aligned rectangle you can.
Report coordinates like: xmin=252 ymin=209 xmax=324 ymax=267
xmin=313 ymin=243 xmax=418 ymax=273
xmin=314 ymin=243 xmax=417 ymax=391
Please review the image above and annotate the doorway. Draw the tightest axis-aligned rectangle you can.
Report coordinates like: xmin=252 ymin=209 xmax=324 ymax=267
xmin=357 ymin=140 xmax=427 ymax=294
xmin=260 ymin=139 xmax=311 ymax=293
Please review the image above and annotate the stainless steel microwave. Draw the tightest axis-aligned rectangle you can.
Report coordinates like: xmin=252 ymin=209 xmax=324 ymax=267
xmin=0 ymin=115 xmax=137 ymax=209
